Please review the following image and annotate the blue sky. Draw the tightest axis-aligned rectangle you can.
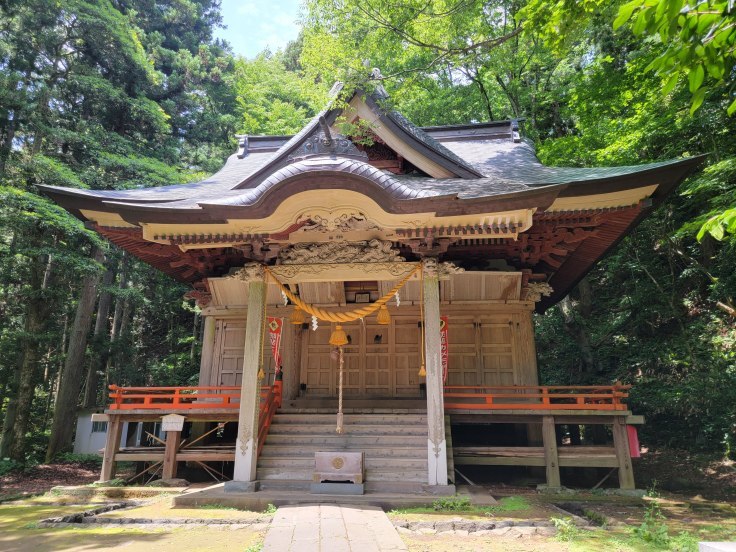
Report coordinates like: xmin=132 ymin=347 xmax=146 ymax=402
xmin=214 ymin=0 xmax=303 ymax=58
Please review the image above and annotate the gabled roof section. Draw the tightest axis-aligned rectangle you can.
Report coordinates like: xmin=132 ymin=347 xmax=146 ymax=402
xmin=339 ymin=89 xmax=483 ymax=179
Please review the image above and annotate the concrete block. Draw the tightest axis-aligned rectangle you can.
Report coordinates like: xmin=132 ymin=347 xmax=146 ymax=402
xmin=224 ymin=480 xmax=259 ymax=493
xmin=310 ymin=482 xmax=364 ymax=495
xmin=699 ymin=544 xmax=736 ymax=552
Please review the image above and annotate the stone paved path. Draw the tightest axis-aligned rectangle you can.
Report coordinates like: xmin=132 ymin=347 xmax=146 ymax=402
xmin=262 ymin=503 xmax=408 ymax=552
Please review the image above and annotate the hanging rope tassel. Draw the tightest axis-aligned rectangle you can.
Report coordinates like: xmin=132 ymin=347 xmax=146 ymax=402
xmin=336 ymin=345 xmax=345 ymax=434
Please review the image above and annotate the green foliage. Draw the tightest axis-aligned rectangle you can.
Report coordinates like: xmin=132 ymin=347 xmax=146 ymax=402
xmin=0 ymin=0 xmax=236 ymax=464
xmin=633 ymin=501 xmax=670 ymax=546
xmin=233 ymin=52 xmax=324 ymax=135
xmin=0 ymin=458 xmax=22 ymax=477
xmin=198 ymin=503 xmax=238 ymax=510
xmin=51 ymin=453 xmax=102 ymax=467
xmin=89 ymin=478 xmax=126 ymax=487
xmin=432 ymin=495 xmax=471 ymax=511
xmin=613 ymin=0 xmax=736 ymax=116
xmin=264 ymin=503 xmax=277 ymax=514
xmin=698 ymin=208 xmax=736 ymax=241
xmin=551 ymin=516 xmax=580 ymax=541
xmin=487 ymin=496 xmax=530 ymax=513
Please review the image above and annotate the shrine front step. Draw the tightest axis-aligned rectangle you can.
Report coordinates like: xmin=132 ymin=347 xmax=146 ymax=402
xmin=268 ymin=423 xmax=427 ymax=436
xmin=273 ymin=413 xmax=428 ymax=425
xmin=258 ymin=479 xmax=430 ymax=494
xmin=259 ymin=457 xmax=427 ymax=470
xmin=261 ymin=445 xmax=425 ymax=458
xmin=257 ymin=411 xmax=430 ymax=489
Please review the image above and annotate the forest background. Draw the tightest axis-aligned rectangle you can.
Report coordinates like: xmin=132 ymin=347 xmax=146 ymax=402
xmin=0 ymin=0 xmax=734 ymax=467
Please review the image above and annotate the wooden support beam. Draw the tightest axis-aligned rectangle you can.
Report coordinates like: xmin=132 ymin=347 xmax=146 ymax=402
xmin=100 ymin=416 xmax=123 ymax=482
xmin=162 ymin=430 xmax=182 ymax=480
xmin=423 ymin=260 xmax=448 ymax=486
xmin=542 ymin=416 xmax=561 ymax=488
xmin=612 ymin=417 xmax=636 ymax=489
xmin=232 ymin=265 xmax=267 ymax=484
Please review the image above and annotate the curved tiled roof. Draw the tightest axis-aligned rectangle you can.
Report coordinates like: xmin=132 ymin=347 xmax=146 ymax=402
xmin=199 ymin=157 xmax=436 ymax=208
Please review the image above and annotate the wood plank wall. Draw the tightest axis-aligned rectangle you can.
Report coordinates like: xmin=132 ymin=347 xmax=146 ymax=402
xmin=198 ymin=303 xmax=538 ymax=400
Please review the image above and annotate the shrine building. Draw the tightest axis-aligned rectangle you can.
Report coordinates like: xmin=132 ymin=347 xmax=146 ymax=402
xmin=40 ymin=82 xmax=703 ymax=501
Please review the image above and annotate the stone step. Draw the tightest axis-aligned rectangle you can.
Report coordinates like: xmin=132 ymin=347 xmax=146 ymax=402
xmin=264 ymin=434 xmax=427 ymax=446
xmin=259 ymin=445 xmax=424 ymax=458
xmin=268 ymin=423 xmax=427 ymax=435
xmin=257 ymin=479 xmax=427 ymax=494
xmin=272 ymin=413 xmax=427 ymax=424
xmin=283 ymin=400 xmax=427 ymax=411
xmin=257 ymin=457 xmax=428 ymax=470
xmin=256 ymin=467 xmax=427 ymax=482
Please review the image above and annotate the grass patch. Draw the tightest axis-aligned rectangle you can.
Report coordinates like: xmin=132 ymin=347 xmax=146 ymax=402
xmin=551 ymin=516 xmax=580 ymax=542
xmin=197 ymin=503 xmax=239 ymax=511
xmin=88 ymin=478 xmax=126 ymax=487
xmin=0 ymin=502 xmax=265 ymax=551
xmin=487 ymin=496 xmax=530 ymax=513
xmin=389 ymin=495 xmax=531 ymax=517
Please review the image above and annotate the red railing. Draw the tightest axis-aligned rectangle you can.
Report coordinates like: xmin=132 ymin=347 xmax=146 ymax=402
xmin=107 ymin=385 xmax=271 ymax=410
xmin=443 ymin=384 xmax=630 ymax=411
xmin=257 ymin=380 xmax=282 ymax=457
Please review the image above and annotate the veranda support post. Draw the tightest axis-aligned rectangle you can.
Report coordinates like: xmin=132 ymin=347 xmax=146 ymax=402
xmin=613 ymin=416 xmax=636 ymax=489
xmin=542 ymin=415 xmax=561 ymax=488
xmin=227 ymin=264 xmax=267 ymax=491
xmin=100 ymin=416 xmax=122 ymax=482
xmin=162 ymin=430 xmax=182 ymax=479
xmin=423 ymin=259 xmax=448 ymax=487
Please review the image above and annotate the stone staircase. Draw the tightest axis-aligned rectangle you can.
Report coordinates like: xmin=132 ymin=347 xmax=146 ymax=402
xmin=257 ymin=410 xmax=450 ymax=493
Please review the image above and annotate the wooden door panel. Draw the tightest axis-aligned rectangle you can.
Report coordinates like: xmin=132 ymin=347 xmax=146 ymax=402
xmin=479 ymin=318 xmax=516 ymax=386
xmin=393 ymin=320 xmax=421 ymax=396
xmin=365 ymin=324 xmax=390 ymax=395
xmin=213 ymin=320 xmax=245 ymax=387
xmin=447 ymin=320 xmax=478 ymax=387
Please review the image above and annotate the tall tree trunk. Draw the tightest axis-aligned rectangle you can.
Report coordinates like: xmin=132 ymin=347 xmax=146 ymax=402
xmin=112 ymin=298 xmax=133 ymax=382
xmin=9 ymin=249 xmax=55 ymax=462
xmin=190 ymin=312 xmax=200 ymax=362
xmin=46 ymin=247 xmax=105 ymax=461
xmin=0 ymin=391 xmax=18 ymax=458
xmin=105 ymin=253 xmax=128 ymax=388
xmin=558 ymin=281 xmax=598 ymax=374
xmin=83 ymin=265 xmax=115 ymax=408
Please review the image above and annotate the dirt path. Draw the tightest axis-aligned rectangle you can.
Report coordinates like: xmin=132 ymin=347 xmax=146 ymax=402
xmin=0 ymin=462 xmax=100 ymax=501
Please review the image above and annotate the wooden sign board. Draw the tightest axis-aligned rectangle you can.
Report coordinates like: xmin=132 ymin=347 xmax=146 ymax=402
xmin=161 ymin=414 xmax=185 ymax=432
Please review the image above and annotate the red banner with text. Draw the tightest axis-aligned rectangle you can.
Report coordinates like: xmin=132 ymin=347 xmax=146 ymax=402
xmin=267 ymin=317 xmax=283 ymax=371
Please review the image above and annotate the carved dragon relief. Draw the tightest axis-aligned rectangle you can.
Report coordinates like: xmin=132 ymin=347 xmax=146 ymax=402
xmin=226 ymin=262 xmax=266 ymax=282
xmin=277 ymin=239 xmax=404 ymax=265
xmin=422 ymin=258 xmax=465 ymax=279
xmin=523 ymin=282 xmax=554 ymax=302
xmin=183 ymin=290 xmax=212 ymax=308
xmin=296 ymin=212 xmax=381 ymax=234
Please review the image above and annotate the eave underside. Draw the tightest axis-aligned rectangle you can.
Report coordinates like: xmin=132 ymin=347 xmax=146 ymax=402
xmin=94 ymin=203 xmax=645 ymax=310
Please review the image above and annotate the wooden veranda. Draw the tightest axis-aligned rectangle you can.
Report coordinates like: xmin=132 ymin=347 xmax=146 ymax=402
xmin=98 ymin=382 xmax=640 ymax=489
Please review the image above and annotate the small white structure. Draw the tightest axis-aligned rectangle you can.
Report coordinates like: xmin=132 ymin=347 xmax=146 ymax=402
xmin=73 ymin=410 xmax=109 ymax=454
xmin=73 ymin=410 xmax=163 ymax=454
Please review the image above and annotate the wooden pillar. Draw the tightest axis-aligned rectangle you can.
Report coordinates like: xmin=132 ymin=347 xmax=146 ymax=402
xmin=231 ymin=264 xmax=267 ymax=486
xmin=613 ymin=417 xmax=636 ymax=489
xmin=423 ymin=259 xmax=448 ymax=486
xmin=198 ymin=315 xmax=217 ymax=386
xmin=162 ymin=430 xmax=182 ymax=480
xmin=100 ymin=416 xmax=122 ymax=482
xmin=542 ymin=416 xmax=561 ymax=488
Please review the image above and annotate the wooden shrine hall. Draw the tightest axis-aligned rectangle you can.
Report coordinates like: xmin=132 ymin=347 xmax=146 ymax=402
xmin=41 ymin=81 xmax=703 ymax=496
